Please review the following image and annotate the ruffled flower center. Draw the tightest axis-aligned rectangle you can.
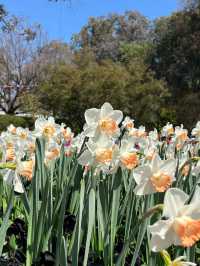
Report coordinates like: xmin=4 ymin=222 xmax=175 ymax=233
xmin=99 ymin=118 xmax=118 ymax=135
xmin=18 ymin=160 xmax=34 ymax=181
xmin=19 ymin=131 xmax=28 ymax=140
xmin=150 ymin=171 xmax=172 ymax=192
xmin=120 ymin=152 xmax=138 ymax=169
xmin=96 ymin=148 xmax=113 ymax=163
xmin=46 ymin=148 xmax=60 ymax=160
xmin=167 ymin=127 xmax=174 ymax=135
xmin=43 ymin=124 xmax=56 ymax=138
xmin=6 ymin=143 xmax=15 ymax=161
xmin=173 ymin=216 xmax=200 ymax=247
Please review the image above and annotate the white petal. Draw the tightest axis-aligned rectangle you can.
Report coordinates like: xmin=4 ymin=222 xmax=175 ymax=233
xmin=191 ymin=185 xmax=200 ymax=204
xmin=3 ymin=169 xmax=15 ymax=184
xmin=84 ymin=124 xmax=96 ymax=138
xmin=85 ymin=108 xmax=100 ymax=125
xmin=78 ymin=150 xmax=93 ymax=166
xmin=109 ymin=110 xmax=123 ymax=124
xmin=163 ymin=188 xmax=189 ymax=218
xmin=134 ymin=179 xmax=156 ymax=195
xmin=133 ymin=165 xmax=152 ymax=185
xmin=151 ymin=154 xmax=162 ymax=172
xmin=100 ymin=102 xmax=113 ymax=117
xmin=149 ymin=219 xmax=173 ymax=237
xmin=150 ymin=232 xmax=174 ymax=252
xmin=13 ymin=173 xmax=24 ymax=193
xmin=86 ymin=140 xmax=97 ymax=153
xmin=160 ymin=159 xmax=177 ymax=176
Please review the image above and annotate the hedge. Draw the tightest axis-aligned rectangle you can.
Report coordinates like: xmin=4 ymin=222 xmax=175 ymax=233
xmin=0 ymin=115 xmax=34 ymax=132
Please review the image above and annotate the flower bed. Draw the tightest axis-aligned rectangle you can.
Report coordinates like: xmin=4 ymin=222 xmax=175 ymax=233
xmin=0 ymin=103 xmax=200 ymax=265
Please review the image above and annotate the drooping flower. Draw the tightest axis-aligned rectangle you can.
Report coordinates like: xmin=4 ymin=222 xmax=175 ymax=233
xmin=149 ymin=187 xmax=200 ymax=252
xmin=18 ymin=160 xmax=34 ymax=181
xmin=133 ymin=154 xmax=176 ymax=195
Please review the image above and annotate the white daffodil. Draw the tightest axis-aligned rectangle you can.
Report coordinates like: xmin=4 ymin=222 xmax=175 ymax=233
xmin=16 ymin=127 xmax=29 ymax=141
xmin=119 ymin=138 xmax=138 ymax=170
xmin=7 ymin=124 xmax=17 ymax=135
xmin=45 ymin=142 xmax=60 ymax=162
xmin=122 ymin=116 xmax=134 ymax=130
xmin=192 ymin=121 xmax=200 ymax=139
xmin=129 ymin=125 xmax=147 ymax=138
xmin=84 ymin=102 xmax=123 ymax=138
xmin=78 ymin=134 xmax=118 ymax=169
xmin=161 ymin=123 xmax=174 ymax=137
xmin=149 ymin=187 xmax=200 ymax=252
xmin=34 ymin=116 xmax=60 ymax=139
xmin=133 ymin=154 xmax=176 ymax=195
xmin=173 ymin=125 xmax=188 ymax=151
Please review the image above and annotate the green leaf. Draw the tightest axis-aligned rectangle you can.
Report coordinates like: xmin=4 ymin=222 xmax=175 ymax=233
xmin=0 ymin=189 xmax=14 ymax=256
xmin=83 ymin=188 xmax=95 ymax=266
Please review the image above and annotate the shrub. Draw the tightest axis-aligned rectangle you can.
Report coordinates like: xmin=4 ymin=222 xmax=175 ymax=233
xmin=0 ymin=115 xmax=34 ymax=132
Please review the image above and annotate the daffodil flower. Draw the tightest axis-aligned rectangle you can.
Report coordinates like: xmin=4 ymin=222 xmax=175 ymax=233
xmin=119 ymin=138 xmax=138 ymax=170
xmin=149 ymin=187 xmax=200 ymax=252
xmin=84 ymin=102 xmax=123 ymax=138
xmin=192 ymin=121 xmax=200 ymax=139
xmin=78 ymin=135 xmax=118 ymax=171
xmin=133 ymin=154 xmax=176 ymax=195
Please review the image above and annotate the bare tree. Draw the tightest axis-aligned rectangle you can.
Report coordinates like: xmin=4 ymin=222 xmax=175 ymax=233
xmin=0 ymin=16 xmax=47 ymax=114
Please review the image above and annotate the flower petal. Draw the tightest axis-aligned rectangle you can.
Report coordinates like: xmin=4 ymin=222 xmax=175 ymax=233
xmin=163 ymin=188 xmax=189 ymax=218
xmin=85 ymin=108 xmax=100 ymax=125
xmin=100 ymin=102 xmax=113 ymax=117
xmin=133 ymin=165 xmax=152 ymax=184
xmin=134 ymin=179 xmax=155 ymax=195
xmin=109 ymin=110 xmax=123 ymax=124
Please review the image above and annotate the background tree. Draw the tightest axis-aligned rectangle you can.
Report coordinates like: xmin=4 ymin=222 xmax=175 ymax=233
xmin=37 ymin=47 xmax=169 ymax=131
xmin=72 ymin=11 xmax=150 ymax=61
xmin=151 ymin=5 xmax=200 ymax=128
xmin=0 ymin=16 xmax=47 ymax=114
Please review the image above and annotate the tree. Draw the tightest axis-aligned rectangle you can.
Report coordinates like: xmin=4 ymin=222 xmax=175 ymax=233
xmin=37 ymin=40 xmax=72 ymax=67
xmin=0 ymin=17 xmax=46 ymax=114
xmin=152 ymin=8 xmax=200 ymax=93
xmin=37 ymin=50 xmax=169 ymax=131
xmin=181 ymin=0 xmax=200 ymax=10
xmin=72 ymin=11 xmax=150 ymax=61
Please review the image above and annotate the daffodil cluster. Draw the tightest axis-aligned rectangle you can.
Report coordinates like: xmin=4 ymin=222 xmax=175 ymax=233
xmin=1 ymin=102 xmax=200 ymax=256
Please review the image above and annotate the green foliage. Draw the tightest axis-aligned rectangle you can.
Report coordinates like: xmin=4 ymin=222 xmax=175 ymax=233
xmin=37 ymin=56 xmax=169 ymax=131
xmin=152 ymin=8 xmax=200 ymax=92
xmin=0 ymin=115 xmax=34 ymax=131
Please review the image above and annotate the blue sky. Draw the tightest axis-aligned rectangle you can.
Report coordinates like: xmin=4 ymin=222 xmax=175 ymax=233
xmin=1 ymin=0 xmax=179 ymax=42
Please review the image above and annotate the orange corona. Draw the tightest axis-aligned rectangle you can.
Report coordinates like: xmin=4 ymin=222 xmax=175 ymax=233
xmin=96 ymin=148 xmax=113 ymax=164
xmin=121 ymin=152 xmax=138 ymax=169
xmin=43 ymin=124 xmax=56 ymax=138
xmin=99 ymin=118 xmax=118 ymax=135
xmin=19 ymin=160 xmax=34 ymax=181
xmin=173 ymin=216 xmax=200 ymax=247
xmin=6 ymin=143 xmax=15 ymax=161
xmin=150 ymin=171 xmax=172 ymax=192
xmin=46 ymin=148 xmax=60 ymax=160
